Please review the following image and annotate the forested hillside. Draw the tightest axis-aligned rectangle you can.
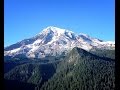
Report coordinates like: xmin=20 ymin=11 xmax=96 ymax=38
xmin=40 ymin=47 xmax=115 ymax=90
xmin=4 ymin=47 xmax=115 ymax=90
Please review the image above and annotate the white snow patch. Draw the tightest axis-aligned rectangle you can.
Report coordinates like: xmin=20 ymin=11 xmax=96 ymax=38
xmin=29 ymin=45 xmax=39 ymax=52
xmin=27 ymin=53 xmax=35 ymax=58
xmin=99 ymin=41 xmax=115 ymax=45
xmin=47 ymin=35 xmax=58 ymax=44
xmin=68 ymin=32 xmax=72 ymax=38
xmin=9 ymin=48 xmax=21 ymax=53
xmin=33 ymin=39 xmax=42 ymax=44
xmin=26 ymin=44 xmax=33 ymax=48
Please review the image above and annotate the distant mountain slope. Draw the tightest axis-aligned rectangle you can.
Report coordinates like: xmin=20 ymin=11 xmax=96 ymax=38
xmin=4 ymin=26 xmax=115 ymax=59
xmin=40 ymin=47 xmax=115 ymax=90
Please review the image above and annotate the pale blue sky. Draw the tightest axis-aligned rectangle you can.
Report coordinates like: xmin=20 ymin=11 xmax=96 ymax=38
xmin=4 ymin=0 xmax=115 ymax=47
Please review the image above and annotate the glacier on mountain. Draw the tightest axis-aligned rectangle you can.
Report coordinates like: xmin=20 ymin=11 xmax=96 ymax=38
xmin=4 ymin=26 xmax=115 ymax=58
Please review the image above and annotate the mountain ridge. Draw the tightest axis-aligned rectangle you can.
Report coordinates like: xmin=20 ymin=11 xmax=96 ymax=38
xmin=4 ymin=26 xmax=115 ymax=59
xmin=40 ymin=47 xmax=115 ymax=90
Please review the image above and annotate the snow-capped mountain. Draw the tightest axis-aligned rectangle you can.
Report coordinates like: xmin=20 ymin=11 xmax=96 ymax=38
xmin=4 ymin=26 xmax=115 ymax=58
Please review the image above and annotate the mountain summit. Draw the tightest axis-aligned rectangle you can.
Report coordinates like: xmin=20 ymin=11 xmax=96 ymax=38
xmin=4 ymin=26 xmax=115 ymax=58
